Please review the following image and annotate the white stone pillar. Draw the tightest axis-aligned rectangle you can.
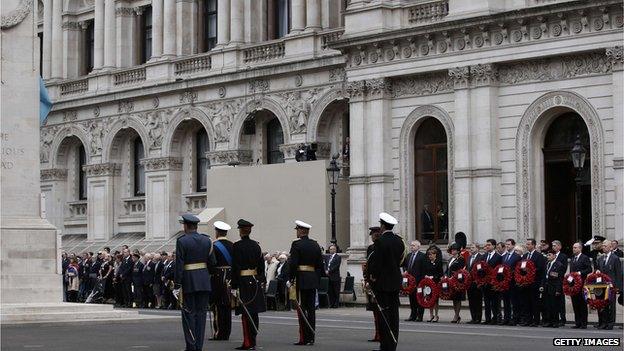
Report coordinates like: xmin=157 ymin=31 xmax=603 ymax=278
xmin=142 ymin=158 xmax=182 ymax=240
xmin=607 ymin=47 xmax=624 ymax=242
xmin=93 ymin=0 xmax=105 ymax=70
xmin=50 ymin=0 xmax=63 ymax=79
xmin=62 ymin=22 xmax=82 ymax=78
xmin=42 ymin=0 xmax=53 ymax=78
xmin=291 ymin=0 xmax=306 ymax=33
xmin=176 ymin=0 xmax=198 ymax=55
xmin=40 ymin=169 xmax=68 ymax=231
xmin=115 ymin=7 xmax=135 ymax=67
xmin=151 ymin=0 xmax=163 ymax=58
xmin=305 ymin=0 xmax=321 ymax=31
xmin=103 ymin=0 xmax=117 ymax=69
xmin=84 ymin=164 xmax=119 ymax=242
xmin=229 ymin=0 xmax=244 ymax=45
xmin=216 ymin=0 xmax=230 ymax=46
xmin=163 ymin=0 xmax=177 ymax=57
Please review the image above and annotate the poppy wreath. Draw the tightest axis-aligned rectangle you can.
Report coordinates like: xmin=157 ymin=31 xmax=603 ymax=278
xmin=416 ymin=277 xmax=440 ymax=308
xmin=490 ymin=264 xmax=512 ymax=292
xmin=400 ymin=272 xmax=417 ymax=295
xmin=470 ymin=261 xmax=491 ymax=288
xmin=451 ymin=269 xmax=471 ymax=293
xmin=563 ymin=272 xmax=583 ymax=296
xmin=584 ymin=272 xmax=614 ymax=311
xmin=514 ymin=259 xmax=536 ymax=287
xmin=439 ymin=276 xmax=454 ymax=300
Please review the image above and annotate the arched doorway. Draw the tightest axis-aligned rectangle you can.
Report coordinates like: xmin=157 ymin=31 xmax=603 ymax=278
xmin=266 ymin=117 xmax=284 ymax=164
xmin=314 ymin=99 xmax=349 ymax=166
xmin=543 ymin=112 xmax=591 ymax=254
xmin=414 ymin=118 xmax=448 ymax=244
xmin=239 ymin=110 xmax=285 ymax=164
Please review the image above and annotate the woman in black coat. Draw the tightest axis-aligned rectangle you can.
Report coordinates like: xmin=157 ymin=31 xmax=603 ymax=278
xmin=446 ymin=243 xmax=466 ymax=323
xmin=423 ymin=246 xmax=443 ymax=322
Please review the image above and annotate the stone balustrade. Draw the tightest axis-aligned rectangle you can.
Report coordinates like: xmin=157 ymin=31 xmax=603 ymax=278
xmin=59 ymin=78 xmax=89 ymax=96
xmin=320 ymin=29 xmax=344 ymax=50
xmin=407 ymin=0 xmax=449 ymax=24
xmin=122 ymin=197 xmax=146 ymax=216
xmin=174 ymin=54 xmax=212 ymax=75
xmin=67 ymin=200 xmax=87 ymax=218
xmin=183 ymin=193 xmax=207 ymax=214
xmin=242 ymin=40 xmax=285 ymax=64
xmin=113 ymin=67 xmax=146 ymax=86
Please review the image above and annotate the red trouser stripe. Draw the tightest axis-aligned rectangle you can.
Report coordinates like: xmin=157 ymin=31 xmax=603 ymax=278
xmin=296 ymin=308 xmax=304 ymax=343
xmin=373 ymin=310 xmax=380 ymax=341
xmin=242 ymin=315 xmax=251 ymax=348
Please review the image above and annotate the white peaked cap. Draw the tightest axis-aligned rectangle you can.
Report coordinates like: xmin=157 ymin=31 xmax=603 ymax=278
xmin=295 ymin=220 xmax=312 ymax=229
xmin=379 ymin=212 xmax=398 ymax=225
xmin=214 ymin=221 xmax=231 ymax=231
xmin=584 ymin=238 xmax=595 ymax=246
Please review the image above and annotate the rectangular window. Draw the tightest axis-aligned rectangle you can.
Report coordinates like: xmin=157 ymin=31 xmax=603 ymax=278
xmin=38 ymin=32 xmax=43 ymax=75
xmin=196 ymin=130 xmax=209 ymax=192
xmin=134 ymin=139 xmax=145 ymax=196
xmin=141 ymin=7 xmax=153 ymax=64
xmin=204 ymin=0 xmax=217 ymax=51
xmin=273 ymin=0 xmax=291 ymax=39
xmin=78 ymin=145 xmax=87 ymax=200
xmin=84 ymin=20 xmax=94 ymax=74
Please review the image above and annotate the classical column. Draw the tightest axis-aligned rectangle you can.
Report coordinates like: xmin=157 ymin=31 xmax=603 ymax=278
xmin=50 ymin=0 xmax=63 ymax=79
xmin=93 ymin=0 xmax=105 ymax=70
xmin=115 ymin=7 xmax=135 ymax=67
xmin=305 ymin=0 xmax=321 ymax=31
xmin=42 ymin=0 xmax=53 ymax=78
xmin=142 ymin=158 xmax=183 ymax=240
xmin=291 ymin=0 xmax=306 ymax=33
xmin=151 ymin=0 xmax=163 ymax=58
xmin=607 ymin=46 xmax=624 ymax=241
xmin=216 ymin=0 xmax=230 ymax=46
xmin=448 ymin=66 xmax=474 ymax=241
xmin=62 ymin=22 xmax=82 ymax=78
xmin=163 ymin=0 xmax=176 ymax=57
xmin=84 ymin=163 xmax=120 ymax=241
xmin=176 ymin=0 xmax=198 ymax=55
xmin=103 ymin=0 xmax=117 ymax=69
xmin=40 ymin=169 xmax=68 ymax=234
xmin=229 ymin=0 xmax=244 ymax=45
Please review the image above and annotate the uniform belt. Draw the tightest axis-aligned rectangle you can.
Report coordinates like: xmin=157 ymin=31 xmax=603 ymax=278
xmin=215 ymin=266 xmax=231 ymax=269
xmin=183 ymin=263 xmax=207 ymax=271
xmin=297 ymin=265 xmax=315 ymax=272
xmin=240 ymin=269 xmax=257 ymax=277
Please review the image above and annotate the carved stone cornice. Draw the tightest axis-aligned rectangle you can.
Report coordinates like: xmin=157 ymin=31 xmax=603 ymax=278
xmin=366 ymin=78 xmax=393 ymax=99
xmin=392 ymin=72 xmax=453 ymax=98
xmin=62 ymin=21 xmax=82 ymax=31
xmin=206 ymin=150 xmax=252 ymax=167
xmin=115 ymin=7 xmax=135 ymax=17
xmin=606 ymin=46 xmax=623 ymax=71
xmin=278 ymin=143 xmax=302 ymax=161
xmin=41 ymin=168 xmax=67 ymax=182
xmin=454 ymin=167 xmax=502 ymax=179
xmin=448 ymin=66 xmax=470 ymax=89
xmin=140 ymin=157 xmax=183 ymax=172
xmin=470 ymin=63 xmax=498 ymax=87
xmin=345 ymin=80 xmax=366 ymax=102
xmin=83 ymin=163 xmax=121 ymax=177
xmin=1 ymin=0 xmax=33 ymax=29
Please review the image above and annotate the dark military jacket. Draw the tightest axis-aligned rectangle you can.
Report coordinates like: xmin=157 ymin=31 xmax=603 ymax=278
xmin=232 ymin=236 xmax=266 ymax=314
xmin=132 ymin=260 xmax=144 ymax=287
xmin=210 ymin=237 xmax=234 ymax=306
xmin=174 ymin=232 xmax=217 ymax=293
xmin=367 ymin=230 xmax=405 ymax=292
xmin=288 ymin=235 xmax=324 ymax=290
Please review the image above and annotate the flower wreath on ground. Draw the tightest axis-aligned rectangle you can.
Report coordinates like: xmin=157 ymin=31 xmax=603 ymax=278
xmin=471 ymin=261 xmax=491 ymax=288
xmin=563 ymin=271 xmax=583 ymax=296
xmin=584 ymin=272 xmax=615 ymax=311
xmin=514 ymin=259 xmax=536 ymax=287
xmin=416 ymin=277 xmax=440 ymax=308
xmin=490 ymin=264 xmax=512 ymax=292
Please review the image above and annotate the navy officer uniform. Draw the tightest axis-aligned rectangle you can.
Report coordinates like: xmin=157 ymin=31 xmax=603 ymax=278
xmin=209 ymin=221 xmax=234 ymax=341
xmin=288 ymin=220 xmax=324 ymax=346
xmin=231 ymin=219 xmax=266 ymax=350
xmin=174 ymin=214 xmax=217 ymax=351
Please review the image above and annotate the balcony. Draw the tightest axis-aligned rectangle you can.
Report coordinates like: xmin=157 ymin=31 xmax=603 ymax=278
xmin=174 ymin=53 xmax=212 ymax=75
xmin=122 ymin=197 xmax=146 ymax=216
xmin=113 ymin=67 xmax=146 ymax=86
xmin=59 ymin=78 xmax=88 ymax=96
xmin=64 ymin=200 xmax=87 ymax=227
xmin=242 ymin=40 xmax=285 ymax=64
xmin=183 ymin=193 xmax=207 ymax=214
xmin=406 ymin=0 xmax=449 ymax=25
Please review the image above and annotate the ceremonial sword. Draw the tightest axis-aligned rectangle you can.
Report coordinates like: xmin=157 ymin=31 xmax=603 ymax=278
xmin=231 ymin=290 xmax=260 ymax=335
xmin=289 ymin=284 xmax=316 ymax=336
xmin=366 ymin=286 xmax=397 ymax=344
xmin=172 ymin=289 xmax=196 ymax=343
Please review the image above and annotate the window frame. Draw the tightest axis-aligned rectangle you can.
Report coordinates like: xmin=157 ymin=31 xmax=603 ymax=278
xmin=78 ymin=144 xmax=87 ymax=200
xmin=133 ymin=138 xmax=145 ymax=197
xmin=84 ymin=20 xmax=95 ymax=74
xmin=195 ymin=129 xmax=210 ymax=192
xmin=203 ymin=0 xmax=218 ymax=52
xmin=140 ymin=6 xmax=153 ymax=64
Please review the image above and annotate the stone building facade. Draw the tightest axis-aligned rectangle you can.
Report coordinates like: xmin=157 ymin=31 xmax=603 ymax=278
xmin=40 ymin=0 xmax=623 ymax=275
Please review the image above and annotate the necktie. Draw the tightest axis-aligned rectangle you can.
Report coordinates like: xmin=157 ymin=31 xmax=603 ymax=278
xmin=409 ymin=253 xmax=416 ymax=270
xmin=528 ymin=252 xmax=532 ymax=260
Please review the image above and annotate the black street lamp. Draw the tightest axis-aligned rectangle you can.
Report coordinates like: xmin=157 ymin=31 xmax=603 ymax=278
xmin=570 ymin=134 xmax=587 ymax=243
xmin=326 ymin=154 xmax=341 ymax=252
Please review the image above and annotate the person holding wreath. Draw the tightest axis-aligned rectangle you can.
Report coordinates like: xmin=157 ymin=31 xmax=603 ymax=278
xmin=422 ymin=246 xmax=443 ymax=322
xmin=445 ymin=243 xmax=466 ymax=323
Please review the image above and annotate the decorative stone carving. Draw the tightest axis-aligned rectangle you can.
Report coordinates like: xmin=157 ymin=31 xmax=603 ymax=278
xmin=179 ymin=90 xmax=198 ymax=104
xmin=498 ymin=51 xmax=613 ymax=85
xmin=115 ymin=7 xmax=135 ymax=17
xmin=93 ymin=106 xmax=100 ymax=117
xmin=87 ymin=120 xmax=108 ymax=156
xmin=276 ymin=89 xmax=320 ymax=134
xmin=83 ymin=163 xmax=121 ymax=177
xmin=218 ymin=86 xmax=226 ymax=98
xmin=1 ymin=0 xmax=32 ymax=29
xmin=314 ymin=142 xmax=332 ymax=159
xmin=137 ymin=109 xmax=170 ymax=149
xmin=329 ymin=68 xmax=346 ymax=82
xmin=606 ymin=46 xmax=623 ymax=70
xmin=345 ymin=80 xmax=366 ymax=101
xmin=118 ymin=100 xmax=134 ymax=114
xmin=366 ymin=78 xmax=392 ymax=99
xmin=249 ymin=79 xmax=269 ymax=93
xmin=152 ymin=97 xmax=160 ymax=108
xmin=63 ymin=110 xmax=78 ymax=122
xmin=392 ymin=73 xmax=453 ymax=98
xmin=278 ymin=143 xmax=302 ymax=160
xmin=448 ymin=66 xmax=470 ymax=89
xmin=206 ymin=150 xmax=252 ymax=166
xmin=204 ymin=99 xmax=242 ymax=142
xmin=294 ymin=74 xmax=303 ymax=87
xmin=40 ymin=127 xmax=56 ymax=163
xmin=41 ymin=168 xmax=67 ymax=181
xmin=470 ymin=63 xmax=498 ymax=86
xmin=140 ymin=157 xmax=183 ymax=171
xmin=62 ymin=21 xmax=82 ymax=30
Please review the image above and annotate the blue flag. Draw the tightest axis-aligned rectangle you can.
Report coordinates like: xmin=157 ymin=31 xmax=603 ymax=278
xmin=39 ymin=76 xmax=52 ymax=125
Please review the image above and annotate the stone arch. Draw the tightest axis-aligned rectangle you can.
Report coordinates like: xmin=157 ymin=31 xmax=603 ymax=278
xmin=515 ymin=91 xmax=605 ymax=241
xmin=229 ymin=97 xmax=291 ymax=149
xmin=102 ymin=116 xmax=150 ymax=163
xmin=50 ymin=124 xmax=91 ymax=168
xmin=306 ymin=87 xmax=348 ymax=142
xmin=399 ymin=105 xmax=455 ymax=242
xmin=162 ymin=107 xmax=216 ymax=157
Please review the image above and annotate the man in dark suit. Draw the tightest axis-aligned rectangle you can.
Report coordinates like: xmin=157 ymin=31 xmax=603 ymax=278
xmin=402 ymin=240 xmax=425 ymax=321
xmin=142 ymin=253 xmax=155 ymax=308
xmin=482 ymin=239 xmax=502 ymax=325
xmin=421 ymin=205 xmax=434 ymax=241
xmin=162 ymin=252 xmax=176 ymax=309
xmin=611 ymin=240 xmax=623 ymax=258
xmin=276 ymin=253 xmax=290 ymax=310
xmin=118 ymin=248 xmax=134 ymax=308
xmin=569 ymin=242 xmax=592 ymax=329
xmin=596 ymin=240 xmax=623 ymax=330
xmin=551 ymin=240 xmax=568 ymax=326
xmin=324 ymin=244 xmax=341 ymax=308
xmin=541 ymin=250 xmax=564 ymax=328
xmin=131 ymin=253 xmax=144 ymax=308
xmin=209 ymin=221 xmax=234 ymax=341
xmin=173 ymin=214 xmax=217 ymax=351
xmin=520 ymin=238 xmax=547 ymax=327
xmin=501 ymin=239 xmax=521 ymax=325
xmin=288 ymin=220 xmax=324 ymax=346
xmin=153 ymin=253 xmax=164 ymax=308
xmin=367 ymin=212 xmax=405 ymax=351
xmin=365 ymin=226 xmax=382 ymax=342
xmin=232 ymin=219 xmax=266 ymax=350
xmin=466 ymin=243 xmax=484 ymax=324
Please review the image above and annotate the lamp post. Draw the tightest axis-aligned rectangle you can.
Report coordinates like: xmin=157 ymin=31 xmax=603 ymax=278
xmin=326 ymin=154 xmax=341 ymax=252
xmin=570 ymin=134 xmax=587 ymax=244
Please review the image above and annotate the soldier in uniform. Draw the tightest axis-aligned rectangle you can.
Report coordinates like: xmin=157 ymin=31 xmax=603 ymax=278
xmin=173 ymin=214 xmax=217 ymax=351
xmin=231 ymin=219 xmax=266 ymax=350
xmin=366 ymin=212 xmax=405 ymax=351
xmin=365 ymin=226 xmax=382 ymax=342
xmin=288 ymin=220 xmax=324 ymax=346
xmin=209 ymin=221 xmax=234 ymax=341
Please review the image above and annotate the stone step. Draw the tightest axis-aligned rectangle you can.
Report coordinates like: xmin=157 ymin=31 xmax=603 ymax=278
xmin=0 ymin=303 xmax=141 ymax=324
xmin=1 ymin=302 xmax=117 ymax=314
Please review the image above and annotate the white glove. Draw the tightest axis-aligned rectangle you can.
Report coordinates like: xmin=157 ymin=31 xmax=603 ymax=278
xmin=230 ymin=289 xmax=238 ymax=296
xmin=173 ymin=288 xmax=180 ymax=300
xmin=286 ymin=281 xmax=292 ymax=288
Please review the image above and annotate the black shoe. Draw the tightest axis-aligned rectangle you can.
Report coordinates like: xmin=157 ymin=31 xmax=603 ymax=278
xmin=604 ymin=326 xmax=613 ymax=330
xmin=294 ymin=342 xmax=307 ymax=346
xmin=580 ymin=326 xmax=587 ymax=329
xmin=542 ymin=324 xmax=552 ymax=328
xmin=235 ymin=346 xmax=255 ymax=350
xmin=367 ymin=339 xmax=379 ymax=342
xmin=481 ymin=320 xmax=491 ymax=325
xmin=571 ymin=325 xmax=580 ymax=329
xmin=529 ymin=323 xmax=538 ymax=327
xmin=404 ymin=318 xmax=415 ymax=322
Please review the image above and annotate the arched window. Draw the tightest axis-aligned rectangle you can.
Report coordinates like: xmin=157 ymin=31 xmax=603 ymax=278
xmin=196 ymin=129 xmax=210 ymax=192
xmin=414 ymin=118 xmax=448 ymax=243
xmin=78 ymin=144 xmax=87 ymax=200
xmin=266 ymin=117 xmax=284 ymax=164
xmin=134 ymin=138 xmax=145 ymax=196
